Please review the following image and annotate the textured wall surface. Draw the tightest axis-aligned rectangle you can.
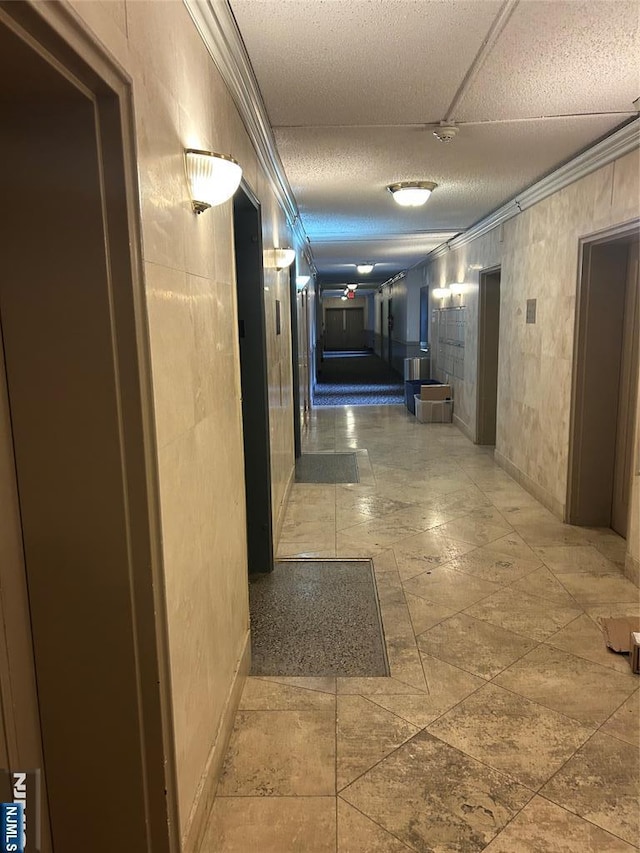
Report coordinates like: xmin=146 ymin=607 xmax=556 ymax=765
xmin=68 ymin=0 xmax=296 ymax=838
xmin=421 ymin=150 xmax=639 ymax=563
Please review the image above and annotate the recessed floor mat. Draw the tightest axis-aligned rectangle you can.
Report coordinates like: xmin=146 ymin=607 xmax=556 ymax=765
xmin=295 ymin=452 xmax=359 ymax=483
xmin=249 ymin=560 xmax=389 ymax=677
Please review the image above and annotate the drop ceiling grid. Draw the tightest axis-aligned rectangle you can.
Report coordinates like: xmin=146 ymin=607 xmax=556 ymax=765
xmin=454 ymin=0 xmax=640 ymax=121
xmin=230 ymin=0 xmax=503 ymax=126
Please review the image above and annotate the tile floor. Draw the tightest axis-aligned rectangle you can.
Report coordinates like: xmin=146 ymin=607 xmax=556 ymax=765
xmin=205 ymin=406 xmax=640 ymax=852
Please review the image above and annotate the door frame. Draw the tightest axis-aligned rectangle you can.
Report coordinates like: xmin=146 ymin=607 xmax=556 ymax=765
xmin=567 ymin=218 xmax=640 ymax=527
xmin=289 ymin=265 xmax=302 ymax=458
xmin=233 ymin=181 xmax=274 ymax=573
xmin=0 ymin=3 xmax=179 ymax=849
xmin=476 ymin=265 xmax=502 ymax=445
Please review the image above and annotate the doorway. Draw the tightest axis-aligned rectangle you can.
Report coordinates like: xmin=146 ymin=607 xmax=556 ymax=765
xmin=476 ymin=268 xmax=502 ymax=445
xmin=289 ymin=266 xmax=302 ymax=458
xmin=233 ymin=185 xmax=274 ymax=573
xmin=568 ymin=228 xmax=639 ymax=535
xmin=0 ymin=7 xmax=176 ymax=852
xmin=324 ymin=307 xmax=365 ymax=350
xmin=419 ymin=285 xmax=430 ymax=349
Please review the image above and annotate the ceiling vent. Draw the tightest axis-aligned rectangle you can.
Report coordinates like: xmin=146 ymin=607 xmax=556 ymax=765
xmin=433 ymin=125 xmax=459 ymax=143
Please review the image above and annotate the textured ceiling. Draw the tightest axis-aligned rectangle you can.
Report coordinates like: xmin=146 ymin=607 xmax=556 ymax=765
xmin=230 ymin=0 xmax=639 ymax=285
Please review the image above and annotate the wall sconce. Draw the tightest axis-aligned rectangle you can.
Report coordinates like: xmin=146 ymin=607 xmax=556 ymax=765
xmin=450 ymin=283 xmax=467 ymax=295
xmin=356 ymin=263 xmax=374 ymax=274
xmin=184 ymin=149 xmax=242 ymax=213
xmin=432 ymin=287 xmax=450 ymax=299
xmin=296 ymin=275 xmax=310 ymax=290
xmin=274 ymin=248 xmax=296 ymax=270
xmin=346 ymin=283 xmax=358 ymax=291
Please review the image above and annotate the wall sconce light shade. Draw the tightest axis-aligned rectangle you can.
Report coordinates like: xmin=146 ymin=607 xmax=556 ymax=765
xmin=432 ymin=287 xmax=450 ymax=298
xmin=274 ymin=248 xmax=296 ymax=270
xmin=296 ymin=275 xmax=310 ymax=289
xmin=340 ymin=295 xmax=348 ymax=301
xmin=450 ymin=283 xmax=467 ymax=294
xmin=387 ymin=181 xmax=437 ymax=207
xmin=346 ymin=283 xmax=358 ymax=291
xmin=185 ymin=149 xmax=242 ymax=213
xmin=356 ymin=263 xmax=374 ymax=274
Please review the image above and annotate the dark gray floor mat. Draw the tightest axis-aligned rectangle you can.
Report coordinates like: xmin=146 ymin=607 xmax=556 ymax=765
xmin=249 ymin=560 xmax=389 ymax=677
xmin=295 ymin=452 xmax=359 ymax=483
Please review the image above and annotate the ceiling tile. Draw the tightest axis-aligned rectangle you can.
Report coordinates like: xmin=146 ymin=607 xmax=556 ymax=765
xmin=456 ymin=0 xmax=640 ymax=121
xmin=231 ymin=0 xmax=503 ymax=125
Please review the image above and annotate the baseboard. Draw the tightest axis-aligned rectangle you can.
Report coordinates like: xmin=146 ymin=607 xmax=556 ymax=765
xmin=181 ymin=630 xmax=251 ymax=853
xmin=452 ymin=413 xmax=474 ymax=442
xmin=624 ymin=552 xmax=640 ymax=588
xmin=493 ymin=449 xmax=565 ymax=519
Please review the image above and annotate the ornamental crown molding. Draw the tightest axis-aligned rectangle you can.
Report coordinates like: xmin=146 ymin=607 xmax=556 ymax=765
xmin=429 ymin=118 xmax=640 ymax=261
xmin=184 ymin=0 xmax=314 ymax=272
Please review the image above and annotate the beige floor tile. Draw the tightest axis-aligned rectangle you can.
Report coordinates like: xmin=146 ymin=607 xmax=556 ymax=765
xmin=444 ymin=545 xmax=541 ymax=584
xmin=277 ymin=542 xmax=337 ymax=559
xmin=405 ymin=591 xmax=456 ymax=634
xmin=339 ymin=516 xmax=426 ymax=549
xmin=601 ymin=690 xmax=640 ymax=746
xmin=509 ymin=566 xmax=577 ymax=605
xmin=403 ymin=563 xmax=502 ymax=610
xmin=547 ymin=614 xmax=635 ymax=674
xmin=386 ymin=635 xmax=427 ymax=690
xmin=218 ymin=709 xmax=336 ymax=796
xmin=258 ymin=675 xmax=337 ymax=694
xmin=541 ymin=732 xmax=640 ymax=845
xmin=337 ymin=799 xmax=411 ymax=852
xmin=336 ymin=677 xmax=425 ymax=695
xmin=485 ymin=530 xmax=546 ymax=562
xmin=514 ymin=518 xmax=598 ymax=547
xmin=371 ymin=549 xmax=398 ymax=573
xmin=493 ymin=645 xmax=638 ymax=725
xmin=464 ymin=586 xmax=582 ymax=642
xmin=239 ymin=677 xmax=335 ymax=711
xmin=483 ymin=795 xmax=637 ymax=852
xmin=535 ymin=544 xmax=622 ymax=575
xmin=284 ymin=499 xmax=336 ymax=525
xmin=428 ymin=683 xmax=594 ymax=789
xmin=367 ymin=654 xmax=484 ymax=727
xmin=278 ymin=520 xmax=336 ymax=544
xmin=391 ymin=529 xmax=477 ymax=581
xmin=204 ymin=797 xmax=337 ymax=852
xmin=417 ymin=613 xmax=537 ymax=679
xmin=341 ymin=730 xmax=532 ymax=853
xmin=549 ymin=571 xmax=640 ymax=606
xmin=336 ymin=529 xmax=385 ymax=558
xmin=430 ymin=514 xmax=513 ymax=547
xmin=337 ymin=695 xmax=419 ymax=789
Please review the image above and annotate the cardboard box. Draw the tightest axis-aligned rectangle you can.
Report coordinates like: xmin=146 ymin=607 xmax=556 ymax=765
xmin=602 ymin=616 xmax=640 ymax=653
xmin=415 ymin=396 xmax=453 ymax=424
xmin=631 ymin=632 xmax=640 ymax=674
xmin=420 ymin=384 xmax=452 ymax=401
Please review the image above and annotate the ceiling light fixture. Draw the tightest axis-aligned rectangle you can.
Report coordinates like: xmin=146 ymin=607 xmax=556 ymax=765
xmin=356 ymin=263 xmax=374 ymax=274
xmin=185 ymin=149 xmax=242 ymax=213
xmin=274 ymin=248 xmax=296 ymax=270
xmin=347 ymin=284 xmax=358 ymax=291
xmin=387 ymin=181 xmax=437 ymax=207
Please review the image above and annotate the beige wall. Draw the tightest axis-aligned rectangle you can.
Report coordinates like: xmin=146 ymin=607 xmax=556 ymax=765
xmin=425 ymin=150 xmax=639 ymax=568
xmin=67 ymin=0 xmax=295 ymax=842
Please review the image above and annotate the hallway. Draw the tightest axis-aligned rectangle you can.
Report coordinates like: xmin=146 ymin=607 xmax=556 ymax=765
xmin=207 ymin=406 xmax=639 ymax=852
xmin=314 ymin=352 xmax=404 ymax=407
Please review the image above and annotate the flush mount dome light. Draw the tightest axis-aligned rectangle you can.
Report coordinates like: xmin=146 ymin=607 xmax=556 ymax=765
xmin=185 ymin=149 xmax=242 ymax=213
xmin=356 ymin=262 xmax=374 ymax=274
xmin=387 ymin=181 xmax=437 ymax=207
xmin=274 ymin=248 xmax=296 ymax=270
